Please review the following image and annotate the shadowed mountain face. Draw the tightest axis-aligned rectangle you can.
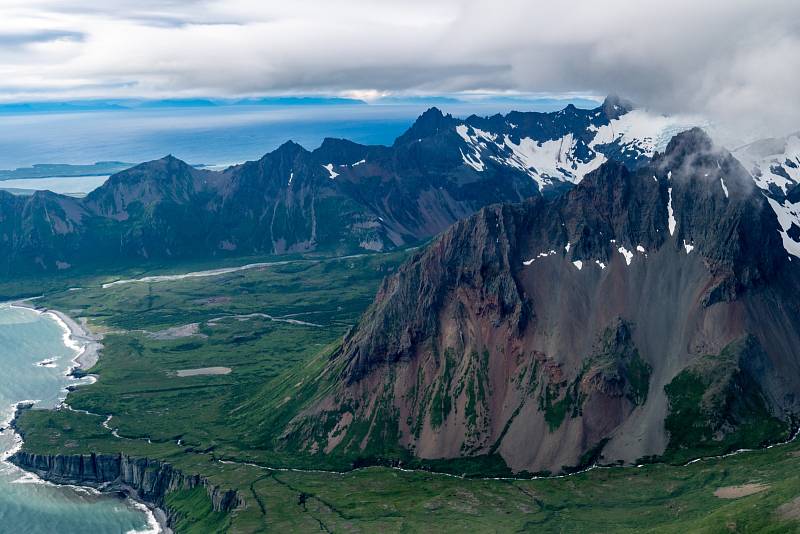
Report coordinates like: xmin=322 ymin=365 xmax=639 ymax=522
xmin=0 ymin=97 xmax=689 ymax=277
xmin=278 ymin=129 xmax=800 ymax=474
xmin=734 ymin=133 xmax=800 ymax=258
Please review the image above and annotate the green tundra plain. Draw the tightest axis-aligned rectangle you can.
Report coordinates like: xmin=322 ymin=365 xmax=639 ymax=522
xmin=11 ymin=250 xmax=800 ymax=533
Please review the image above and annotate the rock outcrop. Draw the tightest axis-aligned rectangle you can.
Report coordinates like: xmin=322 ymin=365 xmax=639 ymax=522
xmin=10 ymin=451 xmax=244 ymax=526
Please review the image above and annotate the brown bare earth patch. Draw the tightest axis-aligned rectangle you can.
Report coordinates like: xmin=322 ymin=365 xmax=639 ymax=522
xmin=147 ymin=323 xmax=206 ymax=340
xmin=448 ymin=490 xmax=479 ymax=515
xmin=714 ymin=483 xmax=769 ymax=499
xmin=776 ymin=496 xmax=800 ymax=521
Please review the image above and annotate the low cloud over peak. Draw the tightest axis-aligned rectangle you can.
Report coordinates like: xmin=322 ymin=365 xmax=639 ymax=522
xmin=1 ymin=0 xmax=798 ymax=137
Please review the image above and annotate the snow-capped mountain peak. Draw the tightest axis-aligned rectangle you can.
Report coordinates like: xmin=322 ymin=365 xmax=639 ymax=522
xmin=449 ymin=99 xmax=703 ymax=191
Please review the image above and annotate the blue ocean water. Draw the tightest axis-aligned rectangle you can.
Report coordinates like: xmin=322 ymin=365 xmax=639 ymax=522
xmin=0 ymin=176 xmax=110 ymax=196
xmin=0 ymin=100 xmax=593 ymax=171
xmin=0 ymin=304 xmax=155 ymax=534
xmin=0 ymin=104 xmax=419 ymax=170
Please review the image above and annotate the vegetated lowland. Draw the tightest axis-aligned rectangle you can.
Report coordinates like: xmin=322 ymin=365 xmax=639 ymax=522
xmin=12 ymin=249 xmax=800 ymax=533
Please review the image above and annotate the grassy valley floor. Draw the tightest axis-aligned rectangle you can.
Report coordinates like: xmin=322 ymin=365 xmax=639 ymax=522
xmin=12 ymin=250 xmax=800 ymax=533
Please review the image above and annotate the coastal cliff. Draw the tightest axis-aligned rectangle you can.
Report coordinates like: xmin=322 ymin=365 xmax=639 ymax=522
xmin=10 ymin=451 xmax=244 ymax=528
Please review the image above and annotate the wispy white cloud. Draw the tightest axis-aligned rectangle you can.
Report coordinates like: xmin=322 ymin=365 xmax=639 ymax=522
xmin=0 ymin=0 xmax=798 ymax=136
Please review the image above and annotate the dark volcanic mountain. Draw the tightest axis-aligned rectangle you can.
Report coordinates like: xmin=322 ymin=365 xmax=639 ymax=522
xmin=277 ymin=129 xmax=800 ymax=474
xmin=0 ymin=97 xmax=681 ymax=277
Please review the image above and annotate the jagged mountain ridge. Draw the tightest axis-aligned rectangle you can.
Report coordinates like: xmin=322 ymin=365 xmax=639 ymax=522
xmin=276 ymin=129 xmax=800 ymax=474
xmin=0 ymin=96 xmax=688 ymax=276
xmin=5 ymin=96 xmax=796 ymax=277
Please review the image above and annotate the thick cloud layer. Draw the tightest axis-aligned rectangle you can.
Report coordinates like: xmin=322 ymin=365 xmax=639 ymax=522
xmin=1 ymin=0 xmax=798 ymax=136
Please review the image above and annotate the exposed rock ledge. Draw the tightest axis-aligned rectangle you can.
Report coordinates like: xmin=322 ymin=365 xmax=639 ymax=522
xmin=10 ymin=451 xmax=244 ymax=529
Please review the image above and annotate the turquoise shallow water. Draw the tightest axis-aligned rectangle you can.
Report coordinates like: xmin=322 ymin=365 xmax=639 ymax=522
xmin=0 ymin=304 xmax=155 ymax=534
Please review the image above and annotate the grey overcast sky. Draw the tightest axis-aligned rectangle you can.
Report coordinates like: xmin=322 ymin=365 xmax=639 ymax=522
xmin=1 ymin=0 xmax=799 ymax=134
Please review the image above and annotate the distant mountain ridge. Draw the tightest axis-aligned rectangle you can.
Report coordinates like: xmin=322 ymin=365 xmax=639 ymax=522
xmin=1 ymin=96 xmax=691 ymax=276
xmin=2 ymin=96 xmax=796 ymax=277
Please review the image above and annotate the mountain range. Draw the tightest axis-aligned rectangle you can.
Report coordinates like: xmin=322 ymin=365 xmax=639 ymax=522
xmin=0 ymin=95 xmax=742 ymax=277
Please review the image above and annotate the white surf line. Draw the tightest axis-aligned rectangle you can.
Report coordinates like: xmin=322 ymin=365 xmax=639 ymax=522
xmin=6 ymin=463 xmax=162 ymax=534
xmin=100 ymin=252 xmax=372 ymax=289
xmin=1 ymin=400 xmax=39 ymax=462
xmin=128 ymin=500 xmax=163 ymax=534
xmin=0 ymin=310 xmax=68 ymax=465
xmin=3 ymin=302 xmax=95 ymax=421
xmin=11 ymin=305 xmax=101 ymax=386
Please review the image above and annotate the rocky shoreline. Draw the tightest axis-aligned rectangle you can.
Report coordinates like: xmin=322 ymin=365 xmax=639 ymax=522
xmin=9 ymin=448 xmax=244 ymax=529
xmin=6 ymin=303 xmax=244 ymax=532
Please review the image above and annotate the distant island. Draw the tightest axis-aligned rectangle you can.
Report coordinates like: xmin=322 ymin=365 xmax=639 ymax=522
xmin=0 ymin=162 xmax=133 ymax=181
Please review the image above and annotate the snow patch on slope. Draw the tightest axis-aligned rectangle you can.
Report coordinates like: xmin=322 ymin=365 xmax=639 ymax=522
xmin=457 ymin=125 xmax=497 ymax=172
xmin=455 ymin=123 xmax=607 ymax=189
xmin=617 ymin=246 xmax=633 ymax=265
xmin=459 ymin=148 xmax=485 ymax=172
xmin=735 ymin=134 xmax=800 ymax=195
xmin=522 ymin=250 xmax=557 ymax=266
xmin=767 ymin=197 xmax=800 ymax=258
xmin=452 ymin=108 xmax=702 ymax=193
xmin=499 ymin=133 xmax=606 ymax=188
xmin=667 ymin=188 xmax=676 ymax=236
xmin=322 ymin=164 xmax=339 ymax=179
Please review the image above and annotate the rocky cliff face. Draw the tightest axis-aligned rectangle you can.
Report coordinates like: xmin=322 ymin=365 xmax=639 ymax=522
xmin=276 ymin=129 xmax=800 ymax=474
xmin=10 ymin=451 xmax=243 ymax=525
